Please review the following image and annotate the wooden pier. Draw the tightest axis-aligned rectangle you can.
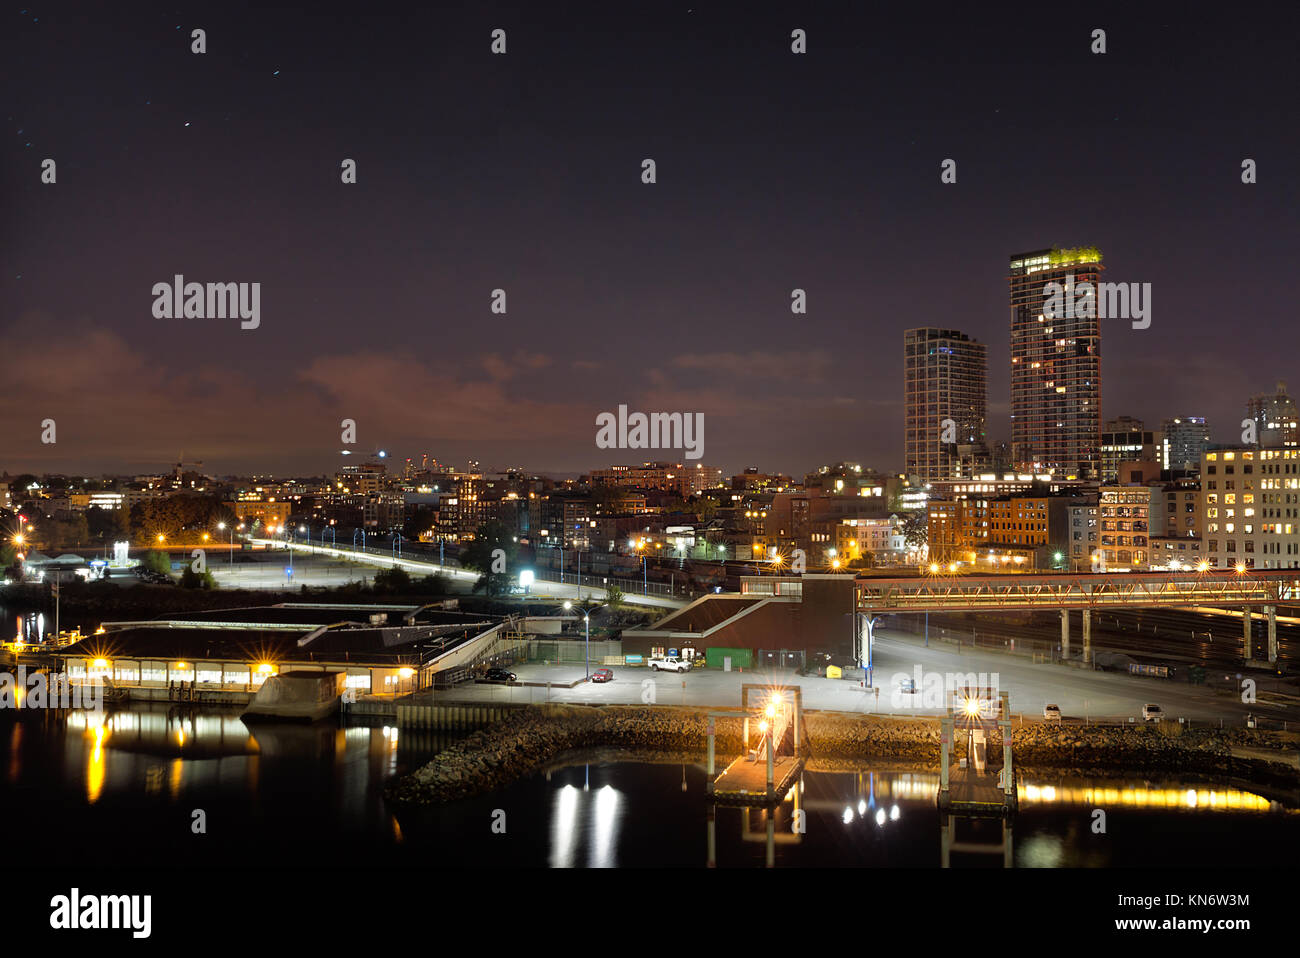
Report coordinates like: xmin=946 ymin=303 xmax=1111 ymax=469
xmin=711 ymin=753 xmax=803 ymax=804
xmin=937 ymin=688 xmax=1017 ymax=818
xmin=705 ymin=684 xmax=805 ymax=806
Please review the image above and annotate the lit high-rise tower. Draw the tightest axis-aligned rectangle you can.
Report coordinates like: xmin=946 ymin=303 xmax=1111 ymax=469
xmin=904 ymin=327 xmax=988 ymax=480
xmin=1009 ymin=247 xmax=1103 ymax=478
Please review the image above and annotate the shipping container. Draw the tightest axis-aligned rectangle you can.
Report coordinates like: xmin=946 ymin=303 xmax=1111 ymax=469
xmin=704 ymin=647 xmax=753 ymax=670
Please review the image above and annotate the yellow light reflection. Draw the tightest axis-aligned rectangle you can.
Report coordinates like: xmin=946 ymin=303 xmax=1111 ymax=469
xmin=86 ymin=725 xmax=106 ymax=804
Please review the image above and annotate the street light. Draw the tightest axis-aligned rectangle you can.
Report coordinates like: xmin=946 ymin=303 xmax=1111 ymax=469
xmin=218 ymin=522 xmax=234 ymax=572
xmin=575 ymin=601 xmax=604 ymax=681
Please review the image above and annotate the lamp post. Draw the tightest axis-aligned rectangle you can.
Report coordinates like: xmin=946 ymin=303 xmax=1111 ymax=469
xmin=218 ymin=522 xmax=233 ymax=572
xmin=567 ymin=601 xmax=603 ymax=681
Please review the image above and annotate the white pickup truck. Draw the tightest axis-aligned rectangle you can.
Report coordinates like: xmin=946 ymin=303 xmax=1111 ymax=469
xmin=648 ymin=656 xmax=692 ymax=673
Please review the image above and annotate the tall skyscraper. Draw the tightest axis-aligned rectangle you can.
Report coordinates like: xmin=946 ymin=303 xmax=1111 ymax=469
xmin=1009 ymin=247 xmax=1103 ymax=478
xmin=1246 ymin=381 xmax=1298 ymax=448
xmin=1162 ymin=416 xmax=1211 ymax=471
xmin=904 ymin=327 xmax=988 ymax=481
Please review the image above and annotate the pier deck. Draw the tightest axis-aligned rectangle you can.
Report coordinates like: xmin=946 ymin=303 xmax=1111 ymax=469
xmin=939 ymin=766 xmax=1016 ymax=816
xmin=710 ymin=754 xmax=804 ymax=804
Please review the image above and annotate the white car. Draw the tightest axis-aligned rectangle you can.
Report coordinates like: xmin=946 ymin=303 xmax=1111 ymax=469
xmin=1043 ymin=704 xmax=1062 ymax=722
xmin=648 ymin=656 xmax=692 ymax=673
xmin=1142 ymin=703 xmax=1164 ymax=722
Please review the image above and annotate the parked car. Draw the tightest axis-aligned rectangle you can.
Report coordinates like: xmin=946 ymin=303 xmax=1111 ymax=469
xmin=484 ymin=667 xmax=516 ymax=683
xmin=648 ymin=656 xmax=692 ymax=673
xmin=1142 ymin=703 xmax=1164 ymax=722
xmin=590 ymin=668 xmax=614 ymax=683
xmin=1043 ymin=704 xmax=1062 ymax=722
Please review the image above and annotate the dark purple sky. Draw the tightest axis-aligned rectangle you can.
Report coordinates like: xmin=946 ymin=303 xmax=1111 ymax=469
xmin=4 ymin=2 xmax=1297 ymax=478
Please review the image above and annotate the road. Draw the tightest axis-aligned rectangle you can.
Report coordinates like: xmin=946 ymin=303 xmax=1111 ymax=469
xmin=237 ymin=539 xmax=685 ymax=609
xmin=425 ymin=626 xmax=1294 ymax=725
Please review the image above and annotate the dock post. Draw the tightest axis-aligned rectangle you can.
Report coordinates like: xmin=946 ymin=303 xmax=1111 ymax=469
xmin=707 ymin=804 xmax=716 ymax=868
xmin=765 ymin=726 xmax=774 ymax=799
xmin=939 ymin=715 xmax=952 ymax=804
xmin=1001 ymin=692 xmax=1013 ymax=799
xmin=765 ymin=811 xmax=775 ymax=868
xmin=1243 ymin=606 xmax=1253 ymax=661
xmin=793 ymin=690 xmax=801 ymax=756
xmin=706 ymin=718 xmax=715 ymax=776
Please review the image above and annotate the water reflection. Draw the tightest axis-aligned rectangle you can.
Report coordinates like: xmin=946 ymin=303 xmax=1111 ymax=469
xmin=547 ymin=775 xmax=626 ymax=868
xmin=700 ymin=765 xmax=1287 ymax=868
xmin=0 ymin=705 xmax=1293 ymax=868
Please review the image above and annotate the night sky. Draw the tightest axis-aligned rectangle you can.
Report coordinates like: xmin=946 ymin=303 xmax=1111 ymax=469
xmin=3 ymin=2 xmax=1297 ymax=477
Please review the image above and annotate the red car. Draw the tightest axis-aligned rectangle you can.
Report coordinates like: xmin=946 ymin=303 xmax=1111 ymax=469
xmin=590 ymin=668 xmax=614 ymax=683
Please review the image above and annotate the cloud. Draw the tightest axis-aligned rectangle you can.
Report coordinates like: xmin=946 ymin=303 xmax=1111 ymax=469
xmin=0 ymin=322 xmax=582 ymax=470
xmin=669 ymin=349 xmax=834 ymax=381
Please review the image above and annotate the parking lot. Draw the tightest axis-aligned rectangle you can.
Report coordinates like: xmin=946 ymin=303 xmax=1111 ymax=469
xmin=425 ymin=626 xmax=1283 ymax=726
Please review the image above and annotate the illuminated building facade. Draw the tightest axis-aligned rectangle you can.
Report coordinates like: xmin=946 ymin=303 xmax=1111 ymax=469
xmin=1009 ymin=247 xmax=1103 ymax=478
xmin=904 ymin=327 xmax=989 ymax=480
xmin=1203 ymin=446 xmax=1300 ymax=569
xmin=1162 ymin=416 xmax=1211 ymax=472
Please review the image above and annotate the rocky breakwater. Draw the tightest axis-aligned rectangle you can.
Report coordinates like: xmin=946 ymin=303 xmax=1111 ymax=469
xmin=386 ymin=704 xmax=748 ymax=805
xmin=386 ymin=704 xmax=1300 ymax=805
xmin=802 ymin=710 xmax=941 ymax=761
xmin=1014 ymin=722 xmax=1300 ymax=788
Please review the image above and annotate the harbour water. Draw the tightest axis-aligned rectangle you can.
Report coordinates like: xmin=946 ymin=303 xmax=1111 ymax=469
xmin=1 ymin=705 xmax=1297 ymax=868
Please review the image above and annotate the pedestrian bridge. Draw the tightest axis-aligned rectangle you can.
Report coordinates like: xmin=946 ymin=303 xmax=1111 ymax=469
xmin=855 ymin=570 xmax=1300 ymax=614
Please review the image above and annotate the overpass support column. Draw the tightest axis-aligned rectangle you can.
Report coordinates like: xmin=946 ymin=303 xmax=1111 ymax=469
xmin=1059 ymin=609 xmax=1070 ymax=661
xmin=1242 ymin=606 xmax=1253 ymax=661
xmin=1267 ymin=605 xmax=1278 ymax=663
xmin=1081 ymin=609 xmax=1092 ymax=665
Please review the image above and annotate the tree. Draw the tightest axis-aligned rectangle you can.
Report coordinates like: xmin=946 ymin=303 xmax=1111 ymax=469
xmin=690 ymin=496 xmax=719 ymax=519
xmin=179 ymin=567 xmax=215 ymax=589
xmin=404 ymin=505 xmax=438 ymax=540
xmin=142 ymin=550 xmax=171 ymax=575
xmin=901 ymin=511 xmax=928 ymax=549
xmin=1 ymin=541 xmax=18 ymax=579
xmin=459 ymin=521 xmax=518 ymax=596
xmin=604 ymin=581 xmax=625 ymax=610
xmin=46 ymin=515 xmax=89 ymax=550
xmin=373 ymin=566 xmax=412 ymax=592
xmin=86 ymin=505 xmax=131 ymax=543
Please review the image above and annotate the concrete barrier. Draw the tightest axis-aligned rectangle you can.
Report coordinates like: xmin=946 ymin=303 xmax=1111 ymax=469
xmin=394 ymin=703 xmax=516 ymax=730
